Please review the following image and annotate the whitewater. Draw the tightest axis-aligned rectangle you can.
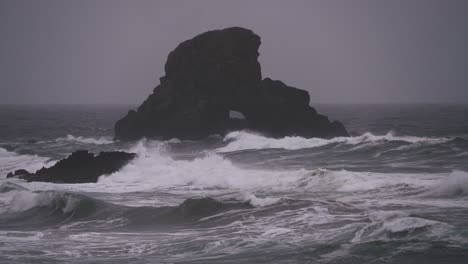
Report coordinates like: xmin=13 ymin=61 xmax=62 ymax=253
xmin=0 ymin=104 xmax=468 ymax=263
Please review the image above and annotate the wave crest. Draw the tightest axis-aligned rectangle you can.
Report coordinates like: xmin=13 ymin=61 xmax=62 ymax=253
xmin=352 ymin=211 xmax=452 ymax=242
xmin=95 ymin=141 xmax=445 ymax=195
xmin=0 ymin=147 xmax=52 ymax=176
xmin=425 ymin=170 xmax=468 ymax=197
xmin=57 ymin=135 xmax=114 ymax=145
xmin=98 ymin=141 xmax=311 ymax=192
xmin=2 ymin=190 xmax=94 ymax=213
xmin=218 ymin=131 xmax=448 ymax=152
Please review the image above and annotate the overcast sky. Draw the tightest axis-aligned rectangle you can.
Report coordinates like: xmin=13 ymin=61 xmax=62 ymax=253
xmin=1 ymin=0 xmax=467 ymax=104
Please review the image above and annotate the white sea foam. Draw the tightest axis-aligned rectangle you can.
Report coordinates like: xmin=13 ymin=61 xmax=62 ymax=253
xmin=218 ymin=131 xmax=448 ymax=152
xmin=0 ymin=231 xmax=47 ymax=242
xmin=5 ymin=140 xmax=454 ymax=215
xmin=243 ymin=193 xmax=281 ymax=207
xmin=3 ymin=190 xmax=41 ymax=212
xmin=425 ymin=170 xmax=468 ymax=197
xmin=93 ymin=141 xmax=445 ymax=195
xmin=352 ymin=210 xmax=452 ymax=242
xmin=3 ymin=139 xmax=457 ymax=210
xmin=0 ymin=147 xmax=52 ymax=176
xmin=57 ymin=135 xmax=114 ymax=145
xmin=98 ymin=141 xmax=309 ymax=191
xmin=297 ymin=169 xmax=437 ymax=193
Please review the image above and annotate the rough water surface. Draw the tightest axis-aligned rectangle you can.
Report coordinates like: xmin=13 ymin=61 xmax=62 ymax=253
xmin=1 ymin=104 xmax=468 ymax=264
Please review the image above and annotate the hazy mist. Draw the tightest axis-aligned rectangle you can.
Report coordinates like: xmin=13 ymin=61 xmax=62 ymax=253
xmin=1 ymin=0 xmax=467 ymax=104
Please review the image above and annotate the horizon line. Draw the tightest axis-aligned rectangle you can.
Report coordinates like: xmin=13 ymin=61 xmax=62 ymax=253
xmin=0 ymin=101 xmax=467 ymax=106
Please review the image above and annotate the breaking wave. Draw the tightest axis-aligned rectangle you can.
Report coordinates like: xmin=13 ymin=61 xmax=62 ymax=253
xmin=97 ymin=140 xmax=311 ymax=191
xmin=56 ymin=135 xmax=114 ymax=145
xmin=352 ymin=210 xmax=452 ymax=242
xmin=0 ymin=187 xmax=252 ymax=229
xmin=425 ymin=170 xmax=468 ymax=197
xmin=92 ymin=141 xmax=450 ymax=196
xmin=0 ymin=147 xmax=51 ymax=176
xmin=218 ymin=131 xmax=449 ymax=152
xmin=0 ymin=189 xmax=120 ymax=230
xmin=243 ymin=193 xmax=282 ymax=207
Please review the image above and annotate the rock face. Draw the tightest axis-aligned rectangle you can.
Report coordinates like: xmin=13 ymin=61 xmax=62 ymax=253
xmin=6 ymin=169 xmax=33 ymax=179
xmin=7 ymin=150 xmax=136 ymax=183
xmin=115 ymin=27 xmax=348 ymax=141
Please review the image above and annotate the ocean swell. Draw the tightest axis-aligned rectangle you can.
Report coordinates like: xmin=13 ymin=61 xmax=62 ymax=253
xmin=0 ymin=186 xmax=252 ymax=230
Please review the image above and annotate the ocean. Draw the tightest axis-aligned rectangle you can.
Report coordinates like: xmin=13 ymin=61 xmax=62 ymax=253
xmin=0 ymin=104 xmax=468 ymax=263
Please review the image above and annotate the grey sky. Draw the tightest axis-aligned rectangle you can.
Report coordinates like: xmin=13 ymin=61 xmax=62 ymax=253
xmin=1 ymin=0 xmax=467 ymax=104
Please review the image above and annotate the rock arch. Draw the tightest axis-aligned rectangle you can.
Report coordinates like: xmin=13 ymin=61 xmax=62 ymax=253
xmin=115 ymin=27 xmax=348 ymax=141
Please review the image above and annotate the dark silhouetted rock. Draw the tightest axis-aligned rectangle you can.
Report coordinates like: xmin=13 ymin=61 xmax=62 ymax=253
xmin=7 ymin=150 xmax=136 ymax=183
xmin=115 ymin=27 xmax=348 ymax=141
xmin=6 ymin=169 xmax=33 ymax=179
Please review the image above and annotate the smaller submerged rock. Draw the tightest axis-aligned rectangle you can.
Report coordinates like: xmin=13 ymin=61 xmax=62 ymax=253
xmin=6 ymin=169 xmax=33 ymax=179
xmin=6 ymin=150 xmax=136 ymax=183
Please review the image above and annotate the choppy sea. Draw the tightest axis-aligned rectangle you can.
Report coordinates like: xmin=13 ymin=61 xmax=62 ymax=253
xmin=1 ymin=104 xmax=468 ymax=263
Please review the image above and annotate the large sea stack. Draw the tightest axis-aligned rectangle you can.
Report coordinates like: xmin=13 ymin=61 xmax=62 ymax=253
xmin=115 ymin=27 xmax=348 ymax=141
